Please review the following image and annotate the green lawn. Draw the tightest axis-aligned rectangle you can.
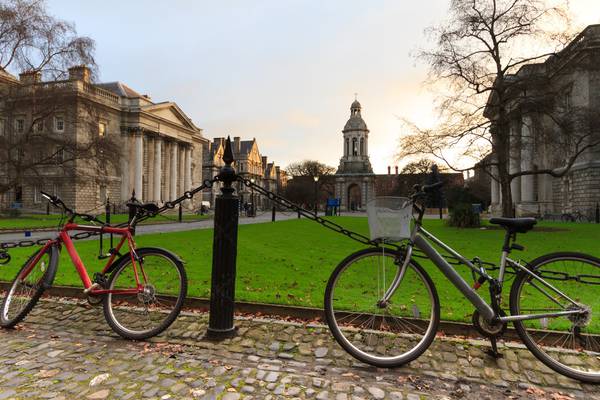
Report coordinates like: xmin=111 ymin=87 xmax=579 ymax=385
xmin=0 ymin=212 xmax=211 ymax=230
xmin=1 ymin=217 xmax=598 ymax=325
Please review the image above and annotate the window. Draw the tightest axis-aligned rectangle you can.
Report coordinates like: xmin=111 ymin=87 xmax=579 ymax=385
xmin=352 ymin=138 xmax=358 ymax=156
xmin=360 ymin=138 xmax=364 ymax=155
xmin=54 ymin=116 xmax=64 ymax=133
xmin=98 ymin=122 xmax=106 ymax=137
xmin=345 ymin=138 xmax=349 ymax=156
xmin=16 ymin=119 xmax=24 ymax=133
xmin=35 ymin=119 xmax=44 ymax=132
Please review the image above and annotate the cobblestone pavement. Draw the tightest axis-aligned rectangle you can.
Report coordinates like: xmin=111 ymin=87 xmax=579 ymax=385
xmin=0 ymin=299 xmax=597 ymax=400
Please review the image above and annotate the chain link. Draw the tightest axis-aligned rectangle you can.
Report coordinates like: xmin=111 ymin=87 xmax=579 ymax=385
xmin=238 ymin=176 xmax=397 ymax=249
xmin=0 ymin=179 xmax=217 ymax=260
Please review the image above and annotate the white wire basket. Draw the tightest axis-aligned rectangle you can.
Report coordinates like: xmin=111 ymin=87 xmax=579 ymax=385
xmin=366 ymin=197 xmax=413 ymax=242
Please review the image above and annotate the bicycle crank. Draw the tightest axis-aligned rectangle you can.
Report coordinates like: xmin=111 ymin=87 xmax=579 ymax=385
xmin=472 ymin=309 xmax=507 ymax=338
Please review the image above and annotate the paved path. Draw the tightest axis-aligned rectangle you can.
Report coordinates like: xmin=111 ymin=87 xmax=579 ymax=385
xmin=0 ymin=212 xmax=299 ymax=243
xmin=0 ymin=299 xmax=595 ymax=400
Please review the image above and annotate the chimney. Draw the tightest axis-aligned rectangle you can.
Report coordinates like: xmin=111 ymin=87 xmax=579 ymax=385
xmin=387 ymin=166 xmax=391 ymax=175
xmin=261 ymin=156 xmax=268 ymax=172
xmin=68 ymin=65 xmax=90 ymax=83
xmin=395 ymin=166 xmax=398 ymax=175
xmin=19 ymin=70 xmax=42 ymax=84
xmin=233 ymin=137 xmax=241 ymax=153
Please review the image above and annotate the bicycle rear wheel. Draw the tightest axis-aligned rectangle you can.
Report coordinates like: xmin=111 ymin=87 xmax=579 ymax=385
xmin=0 ymin=245 xmax=58 ymax=328
xmin=103 ymin=247 xmax=187 ymax=340
xmin=325 ymin=247 xmax=439 ymax=367
xmin=510 ymin=252 xmax=600 ymax=382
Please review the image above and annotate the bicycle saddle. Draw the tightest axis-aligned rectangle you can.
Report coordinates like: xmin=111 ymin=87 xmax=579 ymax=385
xmin=489 ymin=217 xmax=537 ymax=233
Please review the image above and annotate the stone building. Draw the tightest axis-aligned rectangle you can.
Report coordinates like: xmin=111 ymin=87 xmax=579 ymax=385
xmin=334 ymin=98 xmax=464 ymax=210
xmin=202 ymin=137 xmax=287 ymax=209
xmin=485 ymin=25 xmax=600 ymax=216
xmin=0 ymin=66 xmax=207 ymax=212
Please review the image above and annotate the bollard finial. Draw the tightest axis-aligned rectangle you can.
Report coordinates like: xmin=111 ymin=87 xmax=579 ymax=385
xmin=218 ymin=136 xmax=237 ymax=196
xmin=223 ymin=136 xmax=234 ymax=166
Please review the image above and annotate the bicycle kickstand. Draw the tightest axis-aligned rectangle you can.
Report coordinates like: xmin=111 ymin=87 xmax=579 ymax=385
xmin=486 ymin=336 xmax=503 ymax=359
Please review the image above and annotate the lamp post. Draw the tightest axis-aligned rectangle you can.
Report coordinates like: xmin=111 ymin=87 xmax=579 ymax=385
xmin=313 ymin=175 xmax=319 ymax=214
xmin=250 ymin=177 xmax=255 ymax=217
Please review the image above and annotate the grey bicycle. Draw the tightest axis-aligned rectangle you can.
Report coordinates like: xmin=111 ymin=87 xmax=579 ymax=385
xmin=324 ymin=183 xmax=600 ymax=383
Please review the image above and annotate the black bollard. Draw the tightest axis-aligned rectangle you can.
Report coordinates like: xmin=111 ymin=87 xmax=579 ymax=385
xmin=46 ymin=202 xmax=50 ymax=215
xmin=272 ymin=206 xmax=276 ymax=222
xmin=178 ymin=203 xmax=183 ymax=223
xmin=596 ymin=203 xmax=599 ymax=224
xmin=298 ymin=210 xmax=301 ymax=219
xmin=206 ymin=136 xmax=239 ymax=340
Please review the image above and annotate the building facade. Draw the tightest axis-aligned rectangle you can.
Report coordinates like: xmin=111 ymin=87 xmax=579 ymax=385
xmin=202 ymin=137 xmax=287 ymax=209
xmin=0 ymin=66 xmax=207 ymax=212
xmin=486 ymin=25 xmax=600 ymax=216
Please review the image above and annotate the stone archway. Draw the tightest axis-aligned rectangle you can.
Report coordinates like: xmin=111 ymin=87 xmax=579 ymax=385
xmin=347 ymin=183 xmax=361 ymax=211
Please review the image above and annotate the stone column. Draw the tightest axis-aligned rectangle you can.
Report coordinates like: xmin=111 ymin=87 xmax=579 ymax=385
xmin=179 ymin=146 xmax=185 ymax=194
xmin=491 ymin=165 xmax=500 ymax=205
xmin=154 ymin=138 xmax=162 ymax=202
xmin=184 ymin=147 xmax=192 ymax=190
xmin=170 ymin=142 xmax=178 ymax=200
xmin=520 ymin=115 xmax=535 ymax=203
xmin=147 ymin=137 xmax=154 ymax=201
xmin=509 ymin=120 xmax=521 ymax=205
xmin=134 ymin=133 xmax=144 ymax=201
xmin=120 ymin=133 xmax=130 ymax=201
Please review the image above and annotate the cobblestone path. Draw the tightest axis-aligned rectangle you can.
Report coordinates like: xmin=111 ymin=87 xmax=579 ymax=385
xmin=0 ymin=299 xmax=597 ymax=399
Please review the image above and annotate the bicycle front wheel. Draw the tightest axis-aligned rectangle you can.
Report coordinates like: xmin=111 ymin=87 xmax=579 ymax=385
xmin=103 ymin=247 xmax=187 ymax=340
xmin=510 ymin=252 xmax=600 ymax=383
xmin=1 ymin=245 xmax=58 ymax=328
xmin=325 ymin=247 xmax=439 ymax=368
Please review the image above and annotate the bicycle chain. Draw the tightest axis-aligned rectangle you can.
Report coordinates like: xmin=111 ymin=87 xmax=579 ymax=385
xmin=0 ymin=179 xmax=217 ymax=259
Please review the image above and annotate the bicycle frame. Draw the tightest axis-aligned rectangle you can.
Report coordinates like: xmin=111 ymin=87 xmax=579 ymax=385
xmin=20 ymin=222 xmax=144 ymax=296
xmin=384 ymin=223 xmax=585 ymax=324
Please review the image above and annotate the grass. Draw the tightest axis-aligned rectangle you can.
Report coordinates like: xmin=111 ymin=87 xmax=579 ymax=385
xmin=1 ymin=217 xmax=599 ymax=325
xmin=0 ymin=212 xmax=211 ymax=230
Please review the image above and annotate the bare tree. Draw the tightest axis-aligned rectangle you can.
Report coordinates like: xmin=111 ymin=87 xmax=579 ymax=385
xmin=0 ymin=82 xmax=121 ymax=202
xmin=399 ymin=0 xmax=600 ymax=216
xmin=0 ymin=0 xmax=96 ymax=80
xmin=0 ymin=0 xmax=119 ymax=207
xmin=401 ymin=158 xmax=447 ymax=174
xmin=286 ymin=160 xmax=336 ymax=179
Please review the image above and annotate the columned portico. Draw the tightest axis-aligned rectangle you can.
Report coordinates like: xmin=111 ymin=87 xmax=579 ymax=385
xmin=154 ymin=138 xmax=162 ymax=202
xmin=509 ymin=120 xmax=521 ymax=206
xmin=520 ymin=115 xmax=536 ymax=211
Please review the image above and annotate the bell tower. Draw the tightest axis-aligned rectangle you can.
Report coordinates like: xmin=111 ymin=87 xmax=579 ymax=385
xmin=336 ymin=98 xmax=373 ymax=174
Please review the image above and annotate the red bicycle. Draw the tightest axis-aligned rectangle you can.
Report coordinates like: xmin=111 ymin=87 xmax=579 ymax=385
xmin=0 ymin=192 xmax=187 ymax=340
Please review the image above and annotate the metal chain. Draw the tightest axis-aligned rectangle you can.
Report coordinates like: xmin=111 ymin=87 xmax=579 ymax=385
xmin=238 ymin=176 xmax=396 ymax=249
xmin=0 ymin=179 xmax=217 ymax=259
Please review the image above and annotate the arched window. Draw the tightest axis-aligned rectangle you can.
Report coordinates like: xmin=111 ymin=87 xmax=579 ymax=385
xmin=352 ymin=138 xmax=358 ymax=156
xmin=360 ymin=138 xmax=364 ymax=155
xmin=345 ymin=138 xmax=349 ymax=156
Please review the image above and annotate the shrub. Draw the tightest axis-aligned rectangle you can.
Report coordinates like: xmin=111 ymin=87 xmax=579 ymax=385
xmin=448 ymin=203 xmax=480 ymax=228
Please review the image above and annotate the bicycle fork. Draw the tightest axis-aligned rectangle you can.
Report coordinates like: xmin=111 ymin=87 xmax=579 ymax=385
xmin=377 ymin=245 xmax=413 ymax=307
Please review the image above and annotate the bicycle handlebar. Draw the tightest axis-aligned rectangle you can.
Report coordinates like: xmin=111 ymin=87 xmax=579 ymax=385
xmin=40 ymin=191 xmax=105 ymax=225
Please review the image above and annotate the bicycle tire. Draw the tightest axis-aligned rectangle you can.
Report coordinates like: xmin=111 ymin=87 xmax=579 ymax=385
xmin=325 ymin=247 xmax=440 ymax=367
xmin=510 ymin=252 xmax=600 ymax=383
xmin=0 ymin=245 xmax=59 ymax=328
xmin=103 ymin=247 xmax=187 ymax=340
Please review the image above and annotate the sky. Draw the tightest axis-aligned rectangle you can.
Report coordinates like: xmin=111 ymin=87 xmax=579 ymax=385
xmin=46 ymin=0 xmax=600 ymax=174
